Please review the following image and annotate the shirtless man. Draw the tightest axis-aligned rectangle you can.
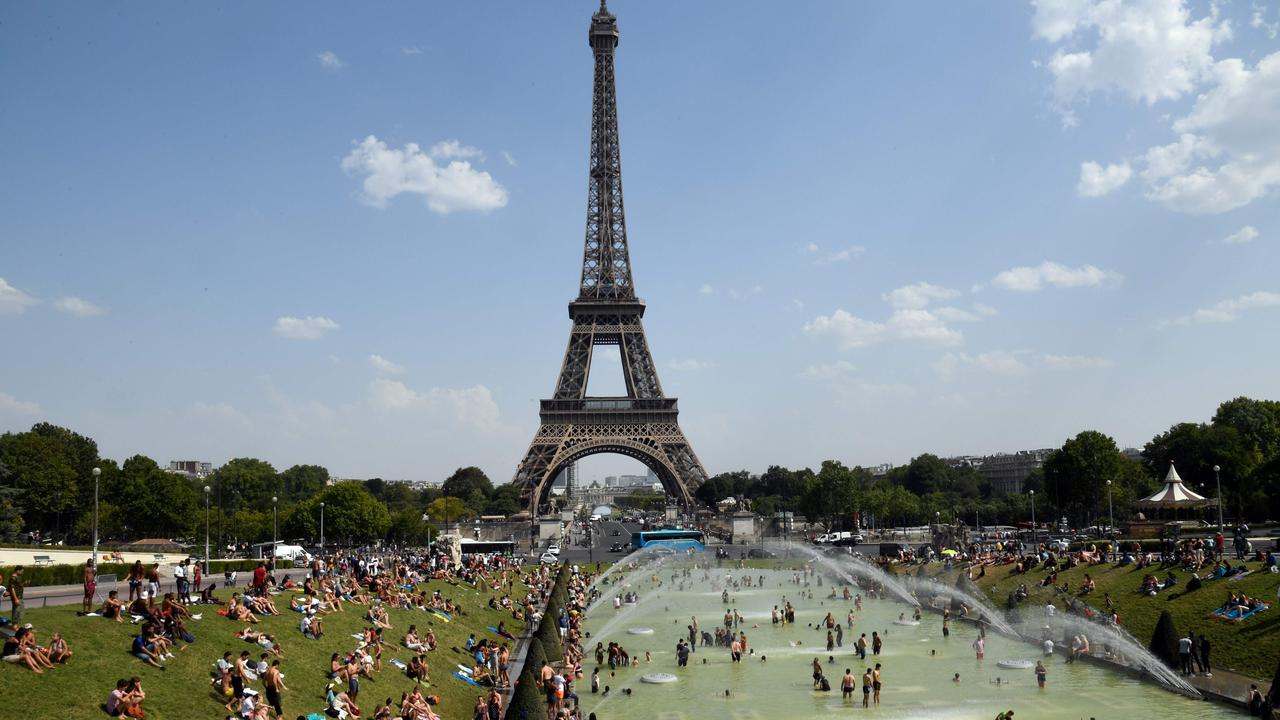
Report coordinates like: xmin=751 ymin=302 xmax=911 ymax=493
xmin=841 ymin=668 xmax=855 ymax=701
xmin=101 ymin=590 xmax=125 ymax=622
xmin=873 ymin=663 xmax=883 ymax=705
xmin=82 ymin=560 xmax=97 ymax=614
xmin=862 ymin=668 xmax=872 ymax=708
xmin=263 ymin=659 xmax=288 ymax=716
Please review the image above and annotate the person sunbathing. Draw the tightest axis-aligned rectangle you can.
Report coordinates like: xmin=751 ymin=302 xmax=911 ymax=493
xmin=407 ymin=654 xmax=429 ymax=685
xmin=404 ymin=625 xmax=427 ymax=653
xmin=3 ymin=627 xmax=45 ymax=673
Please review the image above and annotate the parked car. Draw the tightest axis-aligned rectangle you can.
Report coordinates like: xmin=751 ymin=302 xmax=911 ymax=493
xmin=609 ymin=542 xmax=626 ymax=553
xmin=547 ymin=544 xmax=561 ymax=555
xmin=539 ymin=552 xmax=559 ymax=565
xmin=747 ymin=548 xmax=776 ymax=559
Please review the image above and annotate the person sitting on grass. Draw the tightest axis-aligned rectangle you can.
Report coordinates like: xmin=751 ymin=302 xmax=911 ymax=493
xmin=21 ymin=626 xmax=57 ymax=671
xmin=98 ymin=589 xmax=126 ymax=622
xmin=301 ymin=608 xmax=324 ymax=639
xmin=407 ymin=654 xmax=429 ymax=685
xmin=108 ymin=677 xmax=146 ymax=718
xmin=199 ymin=581 xmax=221 ymax=605
xmin=2 ymin=626 xmax=45 ymax=673
xmin=404 ymin=625 xmax=427 ymax=653
xmin=366 ymin=604 xmax=392 ymax=630
xmin=227 ymin=593 xmax=261 ymax=623
xmin=48 ymin=631 xmax=72 ymax=664
xmin=400 ymin=688 xmax=439 ymax=720
xmin=326 ymin=686 xmax=361 ymax=719
xmin=131 ymin=629 xmax=165 ymax=670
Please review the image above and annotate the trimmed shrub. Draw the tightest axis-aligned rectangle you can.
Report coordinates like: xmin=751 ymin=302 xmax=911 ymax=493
xmin=0 ymin=563 xmax=131 ymax=587
xmin=1149 ymin=610 xmax=1180 ymax=667
xmin=506 ymin=637 xmax=546 ymax=720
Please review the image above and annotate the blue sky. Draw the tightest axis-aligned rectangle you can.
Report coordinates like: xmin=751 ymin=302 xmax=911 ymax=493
xmin=2 ymin=1 xmax=1278 ymax=484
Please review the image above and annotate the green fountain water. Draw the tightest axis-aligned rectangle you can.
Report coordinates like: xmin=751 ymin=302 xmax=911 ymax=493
xmin=579 ymin=563 xmax=1236 ymax=720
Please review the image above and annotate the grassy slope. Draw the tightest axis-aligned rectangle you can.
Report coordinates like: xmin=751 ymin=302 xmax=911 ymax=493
xmin=945 ymin=558 xmax=1280 ymax=679
xmin=0 ymin=577 xmax=528 ymax=720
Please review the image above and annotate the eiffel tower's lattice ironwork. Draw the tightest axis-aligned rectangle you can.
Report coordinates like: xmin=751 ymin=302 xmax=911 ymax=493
xmin=512 ymin=0 xmax=707 ymax=513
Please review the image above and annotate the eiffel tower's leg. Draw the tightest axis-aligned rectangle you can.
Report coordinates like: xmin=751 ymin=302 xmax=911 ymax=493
xmin=513 ymin=424 xmax=570 ymax=511
xmin=619 ymin=320 xmax=663 ymax=399
xmin=552 ymin=324 xmax=594 ymax=399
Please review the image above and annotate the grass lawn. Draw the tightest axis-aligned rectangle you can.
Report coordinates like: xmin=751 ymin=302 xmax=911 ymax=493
xmin=0 ymin=576 xmax=530 ymax=720
xmin=927 ymin=558 xmax=1280 ymax=680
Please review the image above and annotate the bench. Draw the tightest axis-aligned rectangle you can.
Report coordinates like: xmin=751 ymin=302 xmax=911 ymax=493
xmin=33 ymin=555 xmax=53 ymax=566
xmin=152 ymin=554 xmax=167 ymax=564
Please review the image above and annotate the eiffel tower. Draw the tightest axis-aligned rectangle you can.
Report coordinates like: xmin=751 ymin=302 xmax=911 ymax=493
xmin=512 ymin=0 xmax=707 ymax=514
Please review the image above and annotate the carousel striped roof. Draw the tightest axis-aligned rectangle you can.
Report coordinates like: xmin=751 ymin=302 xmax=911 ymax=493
xmin=1137 ymin=462 xmax=1212 ymax=506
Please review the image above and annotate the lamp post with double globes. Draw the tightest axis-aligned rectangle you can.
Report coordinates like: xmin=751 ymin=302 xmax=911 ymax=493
xmin=319 ymin=502 xmax=325 ymax=555
xmin=91 ymin=467 xmax=101 ymax=566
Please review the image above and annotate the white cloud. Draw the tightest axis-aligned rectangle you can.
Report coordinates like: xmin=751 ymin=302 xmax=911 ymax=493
xmin=0 ymin=391 xmax=41 ymax=416
xmin=669 ymin=358 xmax=713 ymax=371
xmin=882 ymin=282 xmax=959 ymax=310
xmin=790 ymin=298 xmax=805 ymax=310
xmin=191 ymin=401 xmax=252 ymax=428
xmin=52 ymin=296 xmax=106 ymax=317
xmin=501 ymin=151 xmax=517 ymax=167
xmin=401 ymin=46 xmax=423 ymax=56
xmin=273 ymin=315 xmax=340 ymax=340
xmin=1164 ymin=291 xmax=1280 ymax=325
xmin=0 ymin=277 xmax=38 ymax=314
xmin=804 ymin=242 xmax=819 ymax=253
xmin=1077 ymin=160 xmax=1132 ymax=197
xmin=800 ymin=360 xmax=856 ymax=381
xmin=816 ymin=246 xmax=865 ymax=264
xmin=369 ymin=353 xmax=406 ymax=375
xmin=1217 ymin=226 xmax=1259 ymax=245
xmin=368 ymin=378 xmax=500 ymax=430
xmin=804 ymin=308 xmax=962 ymax=349
xmin=1139 ymin=53 xmax=1280 ymax=214
xmin=428 ymin=140 xmax=483 ymax=161
xmin=990 ymin=261 xmax=1121 ymax=291
xmin=973 ymin=303 xmax=998 ymax=317
xmin=341 ymin=135 xmax=508 ymax=214
xmin=317 ymin=50 xmax=346 ymax=70
xmin=1042 ymin=353 xmax=1115 ymax=369
xmin=932 ymin=306 xmax=981 ymax=322
xmin=698 ymin=283 xmax=715 ymax=296
xmin=935 ymin=351 xmax=1028 ymax=377
xmin=1031 ymin=0 xmax=1229 ymax=105
xmin=1252 ymin=6 xmax=1279 ymax=39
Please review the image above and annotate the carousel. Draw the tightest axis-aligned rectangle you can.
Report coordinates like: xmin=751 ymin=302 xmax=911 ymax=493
xmin=1128 ymin=462 xmax=1219 ymax=539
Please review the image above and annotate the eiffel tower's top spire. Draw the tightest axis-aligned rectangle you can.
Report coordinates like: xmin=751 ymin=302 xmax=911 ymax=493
xmin=578 ymin=0 xmax=632 ymax=301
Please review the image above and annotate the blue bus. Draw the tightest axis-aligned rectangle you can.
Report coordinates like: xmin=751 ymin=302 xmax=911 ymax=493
xmin=631 ymin=529 xmax=705 ymax=551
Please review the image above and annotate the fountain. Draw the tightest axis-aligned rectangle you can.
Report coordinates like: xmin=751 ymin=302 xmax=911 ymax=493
xmin=579 ymin=555 xmax=1229 ymax=720
xmin=779 ymin=541 xmax=922 ymax=608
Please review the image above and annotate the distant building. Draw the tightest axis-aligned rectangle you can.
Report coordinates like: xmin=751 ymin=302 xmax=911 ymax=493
xmin=955 ymin=449 xmax=1054 ymax=495
xmin=385 ymin=479 xmax=438 ymax=489
xmin=167 ymin=460 xmax=214 ymax=479
xmin=1121 ymin=447 xmax=1143 ymax=463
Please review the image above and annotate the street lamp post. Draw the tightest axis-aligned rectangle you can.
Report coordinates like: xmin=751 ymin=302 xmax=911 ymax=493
xmin=1213 ymin=464 xmax=1224 ymax=534
xmin=1029 ymin=490 xmax=1037 ymax=550
xmin=203 ymin=486 xmax=211 ymax=563
xmin=272 ymin=496 xmax=278 ymax=564
xmin=319 ymin=502 xmax=325 ymax=555
xmin=1106 ymin=479 xmax=1114 ymax=561
xmin=91 ymin=467 xmax=101 ymax=566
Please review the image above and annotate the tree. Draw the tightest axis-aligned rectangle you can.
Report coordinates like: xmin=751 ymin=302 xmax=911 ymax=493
xmin=380 ymin=482 xmax=419 ymax=514
xmin=290 ymin=482 xmax=390 ymax=545
xmin=114 ymin=455 xmax=199 ymax=540
xmin=1042 ymin=431 xmax=1131 ymax=525
xmin=426 ymin=496 xmax=473 ymax=527
xmin=485 ymin=483 xmax=523 ymax=516
xmin=279 ymin=465 xmax=329 ymax=502
xmin=209 ymin=458 xmax=280 ymax=512
xmin=801 ymin=461 xmax=857 ymax=530
xmin=1143 ymin=423 xmax=1259 ymax=520
xmin=903 ymin=454 xmax=950 ymax=496
xmin=1212 ymin=396 xmax=1280 ymax=461
xmin=1149 ymin=610 xmax=1180 ymax=667
xmin=0 ymin=430 xmax=78 ymax=533
xmin=387 ymin=508 xmax=433 ymax=546
xmin=441 ymin=466 xmax=493 ymax=500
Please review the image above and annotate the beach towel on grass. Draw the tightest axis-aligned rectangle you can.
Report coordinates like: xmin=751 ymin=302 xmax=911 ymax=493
xmin=1210 ymin=604 xmax=1268 ymax=622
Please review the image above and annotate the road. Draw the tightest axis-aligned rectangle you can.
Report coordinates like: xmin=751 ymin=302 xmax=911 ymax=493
xmin=550 ymin=518 xmax=638 ymax=565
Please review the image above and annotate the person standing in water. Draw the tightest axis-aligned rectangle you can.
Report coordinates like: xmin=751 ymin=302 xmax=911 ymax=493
xmin=841 ymin=668 xmax=855 ymax=701
xmin=972 ymin=635 xmax=985 ymax=660
xmin=942 ymin=609 xmax=951 ymax=638
xmin=872 ymin=631 xmax=882 ymax=656
xmin=861 ymin=668 xmax=872 ymax=708
xmin=1035 ymin=660 xmax=1047 ymax=689
xmin=872 ymin=663 xmax=882 ymax=706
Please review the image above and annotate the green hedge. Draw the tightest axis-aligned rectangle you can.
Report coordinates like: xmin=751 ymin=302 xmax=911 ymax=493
xmin=506 ymin=636 xmax=546 ymax=720
xmin=0 ymin=563 xmax=132 ymax=587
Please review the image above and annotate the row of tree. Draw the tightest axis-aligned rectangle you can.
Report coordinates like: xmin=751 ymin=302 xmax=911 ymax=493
xmin=1 ymin=396 xmax=1276 ymax=545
